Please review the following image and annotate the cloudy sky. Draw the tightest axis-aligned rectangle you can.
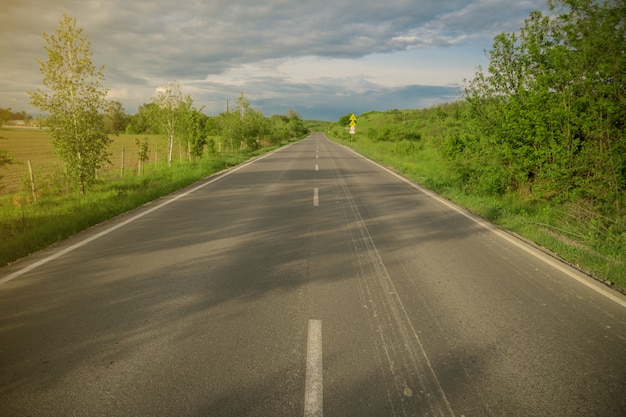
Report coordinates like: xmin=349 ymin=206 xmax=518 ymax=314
xmin=0 ymin=0 xmax=545 ymax=121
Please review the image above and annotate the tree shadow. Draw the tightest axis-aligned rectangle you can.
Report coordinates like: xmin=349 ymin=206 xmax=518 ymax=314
xmin=2 ymin=135 xmax=623 ymax=416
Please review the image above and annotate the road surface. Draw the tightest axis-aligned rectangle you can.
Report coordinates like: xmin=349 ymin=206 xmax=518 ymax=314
xmin=1 ymin=133 xmax=625 ymax=416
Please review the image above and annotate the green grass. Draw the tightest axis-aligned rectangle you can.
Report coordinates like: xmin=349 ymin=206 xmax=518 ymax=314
xmin=0 ymin=130 xmax=175 ymax=193
xmin=0 ymin=130 xmax=294 ymax=267
xmin=327 ymin=110 xmax=626 ymax=290
xmin=3 ymin=121 xmax=624 ymax=290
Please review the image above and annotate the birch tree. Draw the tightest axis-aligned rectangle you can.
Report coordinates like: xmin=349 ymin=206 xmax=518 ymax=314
xmin=151 ymin=81 xmax=187 ymax=166
xmin=29 ymin=14 xmax=111 ymax=194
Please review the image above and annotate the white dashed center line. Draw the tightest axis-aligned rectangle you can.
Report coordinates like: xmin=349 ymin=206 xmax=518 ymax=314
xmin=304 ymin=320 xmax=323 ymax=417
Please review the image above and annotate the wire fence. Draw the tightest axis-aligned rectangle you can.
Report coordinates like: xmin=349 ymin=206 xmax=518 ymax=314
xmin=1 ymin=141 xmax=195 ymax=197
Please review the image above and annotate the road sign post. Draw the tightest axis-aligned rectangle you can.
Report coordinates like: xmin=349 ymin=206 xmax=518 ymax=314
xmin=349 ymin=114 xmax=356 ymax=142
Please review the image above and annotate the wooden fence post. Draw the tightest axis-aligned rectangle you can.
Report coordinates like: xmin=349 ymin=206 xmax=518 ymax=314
xmin=121 ymin=148 xmax=125 ymax=178
xmin=27 ymin=160 xmax=37 ymax=204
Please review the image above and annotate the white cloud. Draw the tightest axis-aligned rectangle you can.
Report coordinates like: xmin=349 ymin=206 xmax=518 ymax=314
xmin=0 ymin=0 xmax=545 ymax=120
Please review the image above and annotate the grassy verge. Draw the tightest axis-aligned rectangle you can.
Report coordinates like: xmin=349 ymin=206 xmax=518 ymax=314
xmin=328 ymin=123 xmax=625 ymax=292
xmin=0 ymin=139 xmax=293 ymax=267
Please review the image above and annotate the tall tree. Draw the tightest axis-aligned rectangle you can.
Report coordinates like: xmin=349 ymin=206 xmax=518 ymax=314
xmin=286 ymin=109 xmax=308 ymax=138
xmin=104 ymin=100 xmax=128 ymax=134
xmin=151 ymin=81 xmax=187 ymax=166
xmin=29 ymin=14 xmax=111 ymax=194
xmin=125 ymin=102 xmax=160 ymax=134
xmin=216 ymin=108 xmax=239 ymax=153
xmin=178 ymin=101 xmax=208 ymax=159
xmin=234 ymin=92 xmax=268 ymax=150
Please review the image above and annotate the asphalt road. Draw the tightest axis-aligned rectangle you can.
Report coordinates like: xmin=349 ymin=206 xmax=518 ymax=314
xmin=1 ymin=133 xmax=625 ymax=416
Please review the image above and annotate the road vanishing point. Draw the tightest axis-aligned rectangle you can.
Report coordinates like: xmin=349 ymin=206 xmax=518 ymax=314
xmin=1 ymin=134 xmax=625 ymax=416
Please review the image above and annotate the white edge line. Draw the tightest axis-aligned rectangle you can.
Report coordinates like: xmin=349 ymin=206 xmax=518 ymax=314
xmin=304 ymin=319 xmax=323 ymax=417
xmin=333 ymin=138 xmax=626 ymax=309
xmin=0 ymin=144 xmax=292 ymax=286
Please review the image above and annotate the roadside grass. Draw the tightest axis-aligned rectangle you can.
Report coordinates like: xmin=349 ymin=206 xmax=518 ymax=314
xmin=0 ymin=128 xmax=294 ymax=267
xmin=3 ymin=123 xmax=624 ymax=289
xmin=0 ymin=129 xmax=205 ymax=194
xmin=328 ymin=112 xmax=625 ymax=291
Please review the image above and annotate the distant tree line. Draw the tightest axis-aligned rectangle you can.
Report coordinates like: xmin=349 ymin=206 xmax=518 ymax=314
xmin=123 ymin=90 xmax=308 ymax=157
xmin=0 ymin=107 xmax=33 ymax=127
